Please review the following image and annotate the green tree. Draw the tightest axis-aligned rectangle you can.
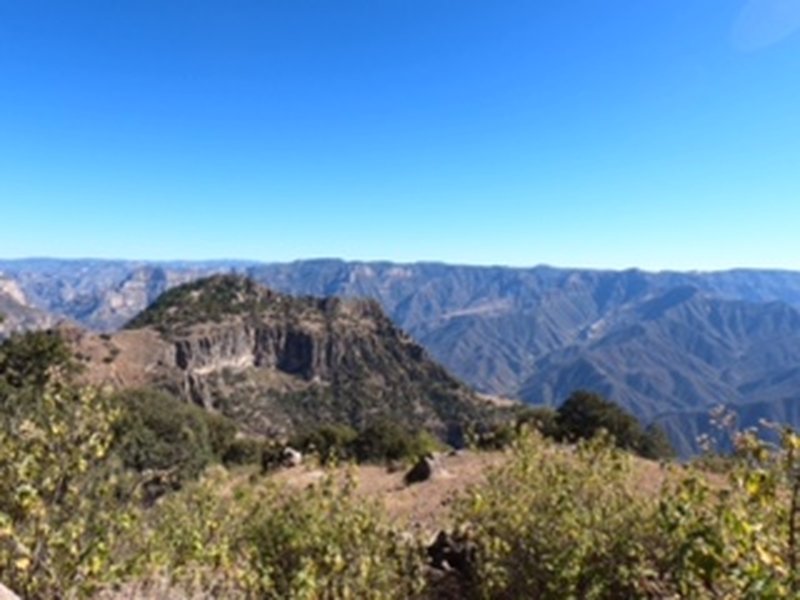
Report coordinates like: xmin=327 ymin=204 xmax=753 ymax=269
xmin=556 ymin=390 xmax=673 ymax=459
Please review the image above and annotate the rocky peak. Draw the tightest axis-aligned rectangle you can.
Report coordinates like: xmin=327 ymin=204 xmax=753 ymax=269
xmin=85 ymin=276 xmax=494 ymax=438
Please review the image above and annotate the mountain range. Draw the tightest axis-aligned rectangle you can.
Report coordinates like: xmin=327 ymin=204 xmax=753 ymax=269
xmin=3 ymin=258 xmax=800 ymax=455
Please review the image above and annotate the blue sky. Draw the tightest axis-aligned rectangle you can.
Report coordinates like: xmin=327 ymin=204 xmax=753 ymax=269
xmin=1 ymin=1 xmax=799 ymax=270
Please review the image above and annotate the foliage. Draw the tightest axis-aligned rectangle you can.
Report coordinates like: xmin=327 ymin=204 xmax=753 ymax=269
xmin=124 ymin=275 xmax=273 ymax=334
xmin=0 ymin=330 xmax=78 ymax=396
xmin=350 ymin=420 xmax=442 ymax=463
xmin=221 ymin=436 xmax=267 ymax=466
xmin=113 ymin=388 xmax=240 ymax=487
xmin=514 ymin=405 xmax=560 ymax=438
xmin=452 ymin=424 xmax=800 ymax=599
xmin=290 ymin=421 xmax=443 ymax=465
xmin=556 ymin=390 xmax=674 ymax=459
xmin=0 ymin=332 xmax=134 ymax=599
xmin=291 ymin=423 xmax=359 ymax=464
xmin=121 ymin=468 xmax=427 ymax=599
xmin=453 ymin=429 xmax=655 ymax=599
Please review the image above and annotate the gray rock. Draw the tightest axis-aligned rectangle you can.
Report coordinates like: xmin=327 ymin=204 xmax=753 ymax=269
xmin=281 ymin=446 xmax=303 ymax=468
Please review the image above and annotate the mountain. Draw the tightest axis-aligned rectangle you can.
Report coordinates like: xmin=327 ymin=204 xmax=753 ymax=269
xmin=73 ymin=275 xmax=493 ymax=439
xmin=5 ymin=258 xmax=800 ymax=454
xmin=0 ymin=260 xmax=252 ymax=331
xmin=517 ymin=288 xmax=800 ymax=452
xmin=0 ymin=276 xmax=58 ymax=337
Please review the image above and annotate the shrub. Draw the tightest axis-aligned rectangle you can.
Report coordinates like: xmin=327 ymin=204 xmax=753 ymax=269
xmin=0 ymin=330 xmax=78 ymax=395
xmin=351 ymin=420 xmax=441 ymax=463
xmin=515 ymin=405 xmax=560 ymax=438
xmin=452 ymin=429 xmax=656 ymax=598
xmin=204 ymin=411 xmax=238 ymax=458
xmin=291 ymin=421 xmax=443 ymax=465
xmin=0 ymin=331 xmax=134 ymax=598
xmin=291 ymin=423 xmax=358 ymax=464
xmin=113 ymin=389 xmax=239 ymax=487
xmin=222 ymin=437 xmax=266 ymax=466
xmin=122 ymin=468 xmax=427 ymax=598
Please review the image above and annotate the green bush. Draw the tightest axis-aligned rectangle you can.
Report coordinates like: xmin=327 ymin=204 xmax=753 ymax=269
xmin=122 ymin=468 xmax=427 ymax=598
xmin=453 ymin=429 xmax=655 ymax=599
xmin=291 ymin=423 xmax=359 ymax=464
xmin=113 ymin=389 xmax=239 ymax=487
xmin=290 ymin=421 xmax=443 ymax=465
xmin=0 ymin=330 xmax=78 ymax=398
xmin=515 ymin=405 xmax=560 ymax=438
xmin=452 ymin=424 xmax=800 ymax=598
xmin=351 ymin=420 xmax=441 ymax=463
xmin=0 ymin=332 xmax=134 ymax=599
xmin=222 ymin=437 xmax=266 ymax=466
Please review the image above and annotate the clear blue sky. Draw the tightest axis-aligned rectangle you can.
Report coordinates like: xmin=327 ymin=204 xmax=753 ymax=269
xmin=1 ymin=1 xmax=799 ymax=270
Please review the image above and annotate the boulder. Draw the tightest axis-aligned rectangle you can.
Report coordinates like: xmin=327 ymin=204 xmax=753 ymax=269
xmin=404 ymin=453 xmax=444 ymax=485
xmin=281 ymin=446 xmax=303 ymax=468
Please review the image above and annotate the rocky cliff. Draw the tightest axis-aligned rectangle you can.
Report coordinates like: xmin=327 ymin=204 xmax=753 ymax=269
xmin=79 ymin=275 xmax=493 ymax=438
xmin=0 ymin=276 xmax=58 ymax=337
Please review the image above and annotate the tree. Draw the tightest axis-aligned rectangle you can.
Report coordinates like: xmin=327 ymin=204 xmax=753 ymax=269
xmin=556 ymin=390 xmax=673 ymax=459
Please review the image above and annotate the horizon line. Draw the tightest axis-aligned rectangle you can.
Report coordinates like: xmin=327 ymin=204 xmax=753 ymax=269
xmin=1 ymin=256 xmax=799 ymax=276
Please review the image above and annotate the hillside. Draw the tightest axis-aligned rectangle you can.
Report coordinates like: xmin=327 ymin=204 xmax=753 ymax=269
xmin=6 ymin=258 xmax=800 ymax=453
xmin=0 ymin=276 xmax=57 ymax=337
xmin=76 ymin=275 xmax=494 ymax=439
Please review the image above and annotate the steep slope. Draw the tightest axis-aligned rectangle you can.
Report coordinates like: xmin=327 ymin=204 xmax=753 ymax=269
xmin=518 ymin=288 xmax=800 ymax=454
xmin=81 ymin=275 xmax=493 ymax=439
xmin=0 ymin=276 xmax=58 ymax=337
xmin=7 ymin=258 xmax=800 ymax=455
xmin=0 ymin=260 xmax=252 ymax=331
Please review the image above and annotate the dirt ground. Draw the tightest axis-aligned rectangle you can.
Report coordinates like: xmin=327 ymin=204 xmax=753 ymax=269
xmin=268 ymin=449 xmax=677 ymax=536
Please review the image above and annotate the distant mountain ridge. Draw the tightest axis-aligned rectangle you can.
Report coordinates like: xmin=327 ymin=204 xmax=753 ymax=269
xmin=4 ymin=258 xmax=800 ymax=455
xmin=0 ymin=274 xmax=59 ymax=336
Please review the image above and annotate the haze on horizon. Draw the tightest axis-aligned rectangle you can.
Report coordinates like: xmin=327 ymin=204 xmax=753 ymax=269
xmin=1 ymin=1 xmax=799 ymax=272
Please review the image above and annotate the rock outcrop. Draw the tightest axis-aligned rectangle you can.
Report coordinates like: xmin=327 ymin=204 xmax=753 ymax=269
xmin=0 ymin=277 xmax=57 ymax=338
xmin=79 ymin=275 xmax=495 ymax=438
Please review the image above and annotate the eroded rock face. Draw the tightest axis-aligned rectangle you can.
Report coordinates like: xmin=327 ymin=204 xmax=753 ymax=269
xmin=0 ymin=277 xmax=58 ymax=338
xmin=79 ymin=276 xmax=493 ymax=438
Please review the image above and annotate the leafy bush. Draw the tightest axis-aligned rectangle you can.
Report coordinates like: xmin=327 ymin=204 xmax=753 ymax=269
xmin=452 ymin=424 xmax=800 ymax=598
xmin=222 ymin=436 xmax=266 ymax=466
xmin=452 ymin=429 xmax=655 ymax=598
xmin=122 ymin=468 xmax=427 ymax=598
xmin=113 ymin=388 xmax=239 ymax=487
xmin=515 ymin=405 xmax=560 ymax=438
xmin=0 ymin=330 xmax=78 ymax=396
xmin=351 ymin=420 xmax=442 ymax=463
xmin=290 ymin=421 xmax=443 ymax=465
xmin=0 ymin=332 xmax=134 ymax=599
xmin=291 ymin=423 xmax=359 ymax=464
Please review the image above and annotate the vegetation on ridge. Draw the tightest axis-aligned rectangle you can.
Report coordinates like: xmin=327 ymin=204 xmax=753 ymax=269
xmin=5 ymin=330 xmax=800 ymax=598
xmin=124 ymin=275 xmax=274 ymax=333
